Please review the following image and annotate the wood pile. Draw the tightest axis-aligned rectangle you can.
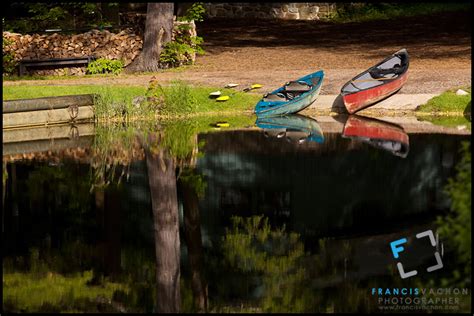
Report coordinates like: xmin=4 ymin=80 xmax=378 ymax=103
xmin=3 ymin=20 xmax=197 ymax=76
xmin=4 ymin=29 xmax=142 ymax=66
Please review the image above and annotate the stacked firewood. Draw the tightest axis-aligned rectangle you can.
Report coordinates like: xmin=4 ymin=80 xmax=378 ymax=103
xmin=3 ymin=21 xmax=197 ymax=76
xmin=3 ymin=29 xmax=142 ymax=67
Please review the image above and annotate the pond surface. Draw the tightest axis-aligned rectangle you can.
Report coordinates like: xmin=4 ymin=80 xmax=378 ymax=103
xmin=2 ymin=115 xmax=471 ymax=313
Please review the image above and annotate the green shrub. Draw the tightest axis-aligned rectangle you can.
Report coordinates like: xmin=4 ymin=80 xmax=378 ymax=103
xmin=3 ymin=37 xmax=17 ymax=76
xmin=161 ymin=3 xmax=205 ymax=68
xmin=178 ymin=2 xmax=206 ymax=22
xmin=86 ymin=58 xmax=124 ymax=75
xmin=159 ymin=32 xmax=204 ymax=68
xmin=160 ymin=42 xmax=196 ymax=68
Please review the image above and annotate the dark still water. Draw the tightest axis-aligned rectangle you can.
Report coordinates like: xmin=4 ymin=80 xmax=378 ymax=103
xmin=2 ymin=121 xmax=471 ymax=313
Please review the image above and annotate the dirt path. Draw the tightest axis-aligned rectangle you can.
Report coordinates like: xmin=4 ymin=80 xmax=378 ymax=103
xmin=4 ymin=11 xmax=471 ymax=95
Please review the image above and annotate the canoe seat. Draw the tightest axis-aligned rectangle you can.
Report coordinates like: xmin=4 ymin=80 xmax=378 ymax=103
xmin=369 ymin=64 xmax=405 ymax=79
xmin=284 ymin=81 xmax=312 ymax=92
xmin=263 ymin=93 xmax=287 ymax=102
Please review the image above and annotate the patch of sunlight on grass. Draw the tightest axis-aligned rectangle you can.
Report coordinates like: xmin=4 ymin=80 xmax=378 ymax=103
xmin=416 ymin=86 xmax=471 ymax=114
xmin=2 ymin=83 xmax=261 ymax=119
xmin=2 ymin=85 xmax=146 ymax=101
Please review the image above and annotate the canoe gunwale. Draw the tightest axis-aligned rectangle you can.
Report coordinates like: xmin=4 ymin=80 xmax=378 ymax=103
xmin=255 ymin=70 xmax=324 ymax=117
xmin=340 ymin=49 xmax=409 ymax=97
xmin=340 ymin=49 xmax=409 ymax=114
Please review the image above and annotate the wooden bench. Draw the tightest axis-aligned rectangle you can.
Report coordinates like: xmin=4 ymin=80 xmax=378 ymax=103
xmin=18 ymin=56 xmax=96 ymax=76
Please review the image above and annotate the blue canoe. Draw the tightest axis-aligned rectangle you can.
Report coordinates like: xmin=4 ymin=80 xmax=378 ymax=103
xmin=254 ymin=70 xmax=324 ymax=117
xmin=256 ymin=114 xmax=324 ymax=144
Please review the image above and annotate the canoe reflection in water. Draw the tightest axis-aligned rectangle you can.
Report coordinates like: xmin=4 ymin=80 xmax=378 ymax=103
xmin=256 ymin=114 xmax=324 ymax=144
xmin=341 ymin=115 xmax=410 ymax=158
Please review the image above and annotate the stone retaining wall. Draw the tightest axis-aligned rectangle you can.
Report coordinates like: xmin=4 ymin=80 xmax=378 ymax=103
xmin=204 ymin=3 xmax=337 ymax=20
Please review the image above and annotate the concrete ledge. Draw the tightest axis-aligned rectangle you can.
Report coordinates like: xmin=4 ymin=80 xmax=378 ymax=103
xmin=310 ymin=94 xmax=437 ymax=112
xmin=314 ymin=115 xmax=471 ymax=135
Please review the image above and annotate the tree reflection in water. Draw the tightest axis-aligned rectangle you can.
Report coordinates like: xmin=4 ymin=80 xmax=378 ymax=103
xmin=2 ymin=119 xmax=471 ymax=313
xmin=143 ymin=133 xmax=181 ymax=313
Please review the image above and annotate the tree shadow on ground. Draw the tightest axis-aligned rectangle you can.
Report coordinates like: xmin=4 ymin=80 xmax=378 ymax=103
xmin=197 ymin=11 xmax=471 ymax=60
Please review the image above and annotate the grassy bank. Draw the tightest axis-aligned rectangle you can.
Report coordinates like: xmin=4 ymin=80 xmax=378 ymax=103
xmin=2 ymin=84 xmax=146 ymax=101
xmin=415 ymin=86 xmax=471 ymax=129
xmin=416 ymin=87 xmax=471 ymax=114
xmin=3 ymin=83 xmax=261 ymax=119
xmin=332 ymin=3 xmax=471 ymax=23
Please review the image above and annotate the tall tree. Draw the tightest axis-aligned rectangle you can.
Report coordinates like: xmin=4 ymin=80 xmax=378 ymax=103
xmin=126 ymin=3 xmax=174 ymax=73
xmin=144 ymin=134 xmax=181 ymax=313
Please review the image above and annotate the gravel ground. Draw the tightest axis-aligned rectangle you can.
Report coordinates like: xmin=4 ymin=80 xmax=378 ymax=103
xmin=4 ymin=11 xmax=471 ymax=95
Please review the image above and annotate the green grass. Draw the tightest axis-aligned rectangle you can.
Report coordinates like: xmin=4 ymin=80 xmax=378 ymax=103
xmin=2 ymin=84 xmax=146 ymax=101
xmin=332 ymin=3 xmax=471 ymax=23
xmin=146 ymin=81 xmax=260 ymax=116
xmin=416 ymin=87 xmax=471 ymax=113
xmin=2 ymin=83 xmax=261 ymax=120
xmin=3 ymin=270 xmax=129 ymax=312
xmin=415 ymin=86 xmax=471 ymax=129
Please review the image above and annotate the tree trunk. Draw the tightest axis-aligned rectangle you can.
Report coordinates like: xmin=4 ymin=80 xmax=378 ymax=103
xmin=125 ymin=3 xmax=174 ymax=73
xmin=145 ymin=140 xmax=181 ymax=313
xmin=178 ymin=176 xmax=208 ymax=311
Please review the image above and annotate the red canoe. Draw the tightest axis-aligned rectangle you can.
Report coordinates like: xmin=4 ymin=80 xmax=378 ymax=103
xmin=342 ymin=115 xmax=409 ymax=158
xmin=341 ymin=49 xmax=409 ymax=114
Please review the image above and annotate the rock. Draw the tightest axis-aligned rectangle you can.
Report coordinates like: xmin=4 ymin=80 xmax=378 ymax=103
xmin=132 ymin=96 xmax=146 ymax=107
xmin=288 ymin=7 xmax=299 ymax=14
xmin=285 ymin=12 xmax=300 ymax=20
xmin=456 ymin=89 xmax=469 ymax=96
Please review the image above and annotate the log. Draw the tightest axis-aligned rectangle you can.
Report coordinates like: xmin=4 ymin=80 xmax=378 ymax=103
xmin=3 ymin=106 xmax=94 ymax=129
xmin=3 ymin=94 xmax=95 ymax=113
